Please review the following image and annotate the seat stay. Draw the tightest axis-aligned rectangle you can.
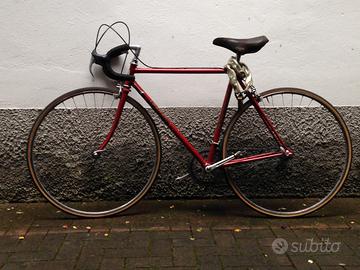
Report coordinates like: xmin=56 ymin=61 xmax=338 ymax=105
xmin=246 ymin=91 xmax=293 ymax=154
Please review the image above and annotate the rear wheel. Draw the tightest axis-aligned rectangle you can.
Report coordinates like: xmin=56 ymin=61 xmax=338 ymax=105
xmin=27 ymin=87 xmax=161 ymax=218
xmin=222 ymin=88 xmax=352 ymax=217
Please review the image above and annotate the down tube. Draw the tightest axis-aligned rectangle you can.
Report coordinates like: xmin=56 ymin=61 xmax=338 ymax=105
xmin=132 ymin=81 xmax=208 ymax=167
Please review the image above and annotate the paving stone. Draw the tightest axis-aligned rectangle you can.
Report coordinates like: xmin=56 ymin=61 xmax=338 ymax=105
xmin=271 ymin=227 xmax=299 ymax=239
xmin=173 ymin=246 xmax=197 ymax=267
xmin=55 ymin=240 xmax=82 ymax=260
xmin=236 ymin=238 xmax=262 ymax=255
xmin=319 ymin=267 xmax=347 ymax=270
xmin=148 ymin=231 xmax=170 ymax=240
xmin=24 ymin=260 xmax=76 ymax=270
xmin=150 ymin=239 xmax=172 ymax=256
xmin=288 ymin=255 xmax=322 ymax=269
xmin=37 ymin=233 xmax=66 ymax=252
xmin=155 ymin=266 xmax=198 ymax=270
xmin=168 ymin=231 xmax=192 ymax=239
xmin=265 ymin=254 xmax=293 ymax=266
xmin=0 ymin=199 xmax=359 ymax=269
xmin=126 ymin=256 xmax=173 ymax=268
xmin=170 ymin=225 xmax=191 ymax=231
xmin=173 ymin=238 xmax=195 ymax=247
xmin=220 ymin=255 xmax=268 ymax=267
xmin=223 ymin=267 xmax=295 ymax=270
xmin=1 ymin=262 xmax=28 ymax=270
xmin=100 ymin=258 xmax=125 ymax=269
xmin=315 ymin=255 xmax=360 ymax=266
xmin=0 ymin=237 xmax=20 ymax=253
xmin=14 ymin=235 xmax=44 ymax=252
xmin=26 ymin=226 xmax=49 ymax=236
xmin=127 ymin=231 xmax=151 ymax=248
xmin=0 ymin=253 xmax=9 ymax=267
xmin=83 ymin=238 xmax=128 ymax=249
xmin=104 ymin=247 xmax=149 ymax=258
xmin=233 ymin=228 xmax=275 ymax=239
xmin=195 ymin=245 xmax=240 ymax=256
xmin=197 ymin=255 xmax=222 ymax=270
xmin=5 ymin=228 xmax=29 ymax=237
xmin=213 ymin=231 xmax=236 ymax=247
xmin=75 ymin=253 xmax=102 ymax=270
xmin=8 ymin=250 xmax=56 ymax=262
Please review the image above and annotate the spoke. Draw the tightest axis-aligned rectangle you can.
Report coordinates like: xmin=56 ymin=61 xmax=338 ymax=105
xmin=93 ymin=95 xmax=122 ymax=145
xmin=261 ymin=99 xmax=266 ymax=108
xmin=83 ymin=94 xmax=88 ymax=108
xmin=93 ymin=93 xmax=97 ymax=109
xmin=101 ymin=94 xmax=105 ymax=108
xmin=282 ymin=93 xmax=285 ymax=107
xmin=71 ymin=97 xmax=81 ymax=117
xmin=291 ymin=94 xmax=294 ymax=107
xmin=308 ymin=99 xmax=313 ymax=107
xmin=62 ymin=102 xmax=68 ymax=110
xmin=271 ymin=96 xmax=274 ymax=107
xmin=72 ymin=97 xmax=78 ymax=109
xmin=110 ymin=96 xmax=115 ymax=108
xmin=299 ymin=95 xmax=304 ymax=107
xmin=265 ymin=97 xmax=270 ymax=107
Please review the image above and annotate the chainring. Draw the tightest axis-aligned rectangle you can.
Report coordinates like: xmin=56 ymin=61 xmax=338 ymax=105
xmin=188 ymin=149 xmax=226 ymax=184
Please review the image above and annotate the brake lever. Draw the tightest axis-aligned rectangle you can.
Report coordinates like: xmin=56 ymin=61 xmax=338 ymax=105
xmin=89 ymin=55 xmax=95 ymax=78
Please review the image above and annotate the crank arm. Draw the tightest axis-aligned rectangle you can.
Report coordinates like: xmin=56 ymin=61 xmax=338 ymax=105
xmin=205 ymin=151 xmax=241 ymax=172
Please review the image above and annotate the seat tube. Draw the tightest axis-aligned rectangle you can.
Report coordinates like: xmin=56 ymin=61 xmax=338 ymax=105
xmin=97 ymin=84 xmax=131 ymax=151
xmin=207 ymin=83 xmax=233 ymax=163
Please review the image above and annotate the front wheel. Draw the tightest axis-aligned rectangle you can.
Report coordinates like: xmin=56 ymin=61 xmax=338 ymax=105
xmin=222 ymin=88 xmax=352 ymax=217
xmin=27 ymin=87 xmax=161 ymax=218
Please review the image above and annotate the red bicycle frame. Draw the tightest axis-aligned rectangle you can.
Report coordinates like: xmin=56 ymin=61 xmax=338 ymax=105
xmin=97 ymin=62 xmax=293 ymax=169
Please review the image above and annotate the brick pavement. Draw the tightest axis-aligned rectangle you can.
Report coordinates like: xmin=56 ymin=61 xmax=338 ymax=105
xmin=0 ymin=199 xmax=359 ymax=270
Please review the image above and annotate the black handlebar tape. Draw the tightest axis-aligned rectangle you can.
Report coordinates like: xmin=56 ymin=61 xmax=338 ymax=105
xmin=91 ymin=44 xmax=135 ymax=81
xmin=107 ymin=44 xmax=130 ymax=58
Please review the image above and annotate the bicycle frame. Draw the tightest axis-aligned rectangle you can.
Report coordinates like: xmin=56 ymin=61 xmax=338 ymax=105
xmin=97 ymin=63 xmax=293 ymax=169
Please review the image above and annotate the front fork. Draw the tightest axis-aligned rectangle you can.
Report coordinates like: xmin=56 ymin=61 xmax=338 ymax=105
xmin=93 ymin=83 xmax=131 ymax=157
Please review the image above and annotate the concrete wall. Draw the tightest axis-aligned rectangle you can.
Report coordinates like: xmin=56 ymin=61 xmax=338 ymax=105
xmin=1 ymin=106 xmax=359 ymax=202
xmin=0 ymin=1 xmax=360 ymax=202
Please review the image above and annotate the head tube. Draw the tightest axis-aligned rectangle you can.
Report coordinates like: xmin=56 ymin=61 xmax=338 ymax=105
xmin=130 ymin=45 xmax=142 ymax=64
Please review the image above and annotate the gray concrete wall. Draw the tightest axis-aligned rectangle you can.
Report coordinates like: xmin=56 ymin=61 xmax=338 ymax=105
xmin=0 ymin=105 xmax=358 ymax=202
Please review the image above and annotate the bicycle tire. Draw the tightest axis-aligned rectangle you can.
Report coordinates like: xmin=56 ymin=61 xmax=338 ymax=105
xmin=222 ymin=88 xmax=352 ymax=217
xmin=27 ymin=87 xmax=161 ymax=218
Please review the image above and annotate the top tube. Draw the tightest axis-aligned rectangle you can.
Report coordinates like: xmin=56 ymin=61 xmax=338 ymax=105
xmin=133 ymin=67 xmax=225 ymax=74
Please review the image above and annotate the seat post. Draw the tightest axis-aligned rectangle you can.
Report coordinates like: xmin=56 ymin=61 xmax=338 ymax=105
xmin=236 ymin=53 xmax=241 ymax=62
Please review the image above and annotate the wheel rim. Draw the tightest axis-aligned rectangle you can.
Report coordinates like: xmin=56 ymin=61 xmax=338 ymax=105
xmin=223 ymin=88 xmax=352 ymax=217
xmin=27 ymin=88 xmax=161 ymax=217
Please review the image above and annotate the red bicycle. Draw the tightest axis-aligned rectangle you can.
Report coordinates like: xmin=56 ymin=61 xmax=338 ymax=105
xmin=27 ymin=22 xmax=352 ymax=218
